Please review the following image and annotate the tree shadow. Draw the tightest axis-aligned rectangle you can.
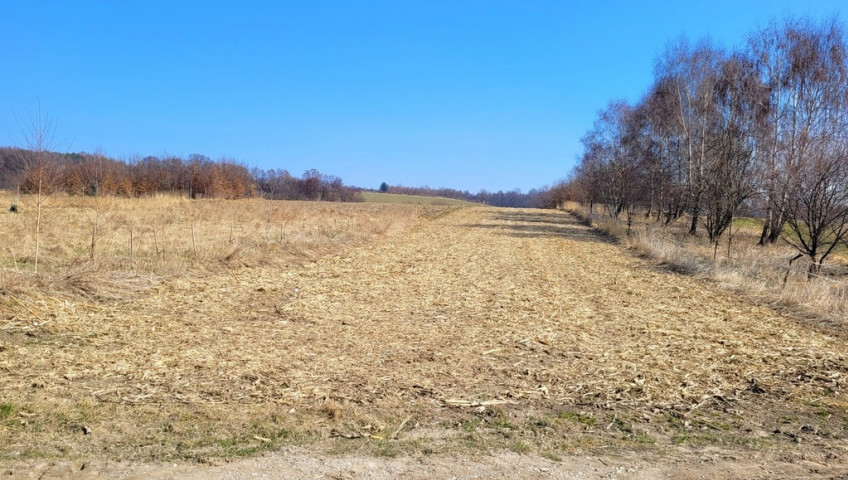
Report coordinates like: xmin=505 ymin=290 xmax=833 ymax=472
xmin=461 ymin=210 xmax=618 ymax=244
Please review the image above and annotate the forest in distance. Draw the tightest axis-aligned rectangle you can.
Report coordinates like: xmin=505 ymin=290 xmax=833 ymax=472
xmin=0 ymin=147 xmax=555 ymax=208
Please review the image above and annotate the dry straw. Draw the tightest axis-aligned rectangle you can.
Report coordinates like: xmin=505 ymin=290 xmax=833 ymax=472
xmin=1 ymin=197 xmax=846 ymax=461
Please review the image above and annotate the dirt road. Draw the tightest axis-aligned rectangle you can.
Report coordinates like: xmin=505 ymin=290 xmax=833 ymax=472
xmin=3 ymin=206 xmax=847 ymax=478
xmin=11 ymin=447 xmax=847 ymax=479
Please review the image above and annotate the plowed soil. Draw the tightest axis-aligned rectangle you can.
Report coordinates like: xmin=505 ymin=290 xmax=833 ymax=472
xmin=2 ymin=206 xmax=847 ymax=478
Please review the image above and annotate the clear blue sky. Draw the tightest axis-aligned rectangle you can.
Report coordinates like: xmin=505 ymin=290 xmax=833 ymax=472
xmin=2 ymin=1 xmax=846 ymax=192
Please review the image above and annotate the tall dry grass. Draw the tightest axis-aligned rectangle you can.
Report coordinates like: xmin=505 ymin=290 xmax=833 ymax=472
xmin=565 ymin=201 xmax=848 ymax=320
xmin=0 ymin=192 xmax=436 ymax=302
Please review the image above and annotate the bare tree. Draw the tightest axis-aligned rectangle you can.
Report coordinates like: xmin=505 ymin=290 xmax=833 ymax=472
xmin=86 ymin=150 xmax=112 ymax=261
xmin=773 ymin=18 xmax=848 ymax=274
xmin=578 ymin=101 xmax=651 ymax=233
xmin=655 ymin=38 xmax=726 ymax=235
xmin=748 ymin=20 xmax=794 ymax=245
xmin=16 ymin=103 xmax=62 ymax=273
xmin=573 ymin=150 xmax=602 ymax=216
xmin=643 ymin=78 xmax=689 ymax=225
xmin=700 ymin=52 xmax=763 ymax=244
xmin=566 ymin=16 xmax=848 ymax=277
xmin=784 ymin=149 xmax=848 ymax=275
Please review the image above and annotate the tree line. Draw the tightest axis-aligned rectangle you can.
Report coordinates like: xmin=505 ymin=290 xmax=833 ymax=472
xmin=381 ymin=184 xmax=558 ymax=208
xmin=1 ymin=146 xmax=562 ymax=208
xmin=0 ymin=148 xmax=360 ymax=201
xmin=563 ymin=17 xmax=848 ymax=274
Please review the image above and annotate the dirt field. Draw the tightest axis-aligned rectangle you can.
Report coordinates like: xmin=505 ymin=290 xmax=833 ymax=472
xmin=2 ymin=205 xmax=847 ymax=478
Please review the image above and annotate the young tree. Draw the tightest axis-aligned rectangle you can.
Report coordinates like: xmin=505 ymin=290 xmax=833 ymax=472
xmin=84 ymin=150 xmax=113 ymax=261
xmin=16 ymin=104 xmax=62 ymax=273
xmin=784 ymin=149 xmax=848 ymax=275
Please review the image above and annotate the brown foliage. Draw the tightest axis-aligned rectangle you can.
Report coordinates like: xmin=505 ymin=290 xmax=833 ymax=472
xmin=0 ymin=149 xmax=360 ymax=202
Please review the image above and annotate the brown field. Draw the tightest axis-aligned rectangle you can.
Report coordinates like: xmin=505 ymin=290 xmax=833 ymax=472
xmin=1 ymin=196 xmax=847 ymax=478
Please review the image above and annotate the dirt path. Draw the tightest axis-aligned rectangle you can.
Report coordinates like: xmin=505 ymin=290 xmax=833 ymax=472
xmin=3 ymin=206 xmax=847 ymax=478
xmin=10 ymin=447 xmax=847 ymax=479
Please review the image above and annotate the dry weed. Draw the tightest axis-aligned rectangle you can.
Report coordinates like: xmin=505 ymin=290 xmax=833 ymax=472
xmin=566 ymin=203 xmax=848 ymax=319
xmin=0 ymin=193 xmax=438 ymax=302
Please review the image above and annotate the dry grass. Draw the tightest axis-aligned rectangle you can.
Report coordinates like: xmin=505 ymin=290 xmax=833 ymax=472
xmin=0 ymin=193 xmax=436 ymax=301
xmin=565 ymin=202 xmax=848 ymax=322
xmin=0 ymin=193 xmax=458 ymax=460
xmin=1 ymin=200 xmax=847 ymax=466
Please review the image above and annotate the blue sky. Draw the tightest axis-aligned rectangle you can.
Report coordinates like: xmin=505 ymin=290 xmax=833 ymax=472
xmin=2 ymin=1 xmax=846 ymax=192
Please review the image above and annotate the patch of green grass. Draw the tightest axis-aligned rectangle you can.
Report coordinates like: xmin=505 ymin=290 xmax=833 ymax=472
xmin=21 ymin=448 xmax=55 ymax=459
xmin=815 ymin=408 xmax=831 ymax=418
xmin=732 ymin=217 xmax=764 ymax=229
xmin=560 ymin=411 xmax=597 ymax=426
xmin=371 ymin=437 xmax=442 ymax=458
xmin=524 ymin=416 xmax=551 ymax=433
xmin=485 ymin=408 xmax=516 ymax=430
xmin=778 ymin=415 xmax=796 ymax=424
xmin=371 ymin=439 xmax=401 ymax=458
xmin=175 ymin=432 xmax=283 ymax=461
xmin=509 ymin=441 xmax=531 ymax=454
xmin=339 ymin=438 xmax=442 ymax=458
xmin=460 ymin=418 xmax=481 ymax=432
xmin=631 ymin=431 xmax=654 ymax=444
xmin=541 ymin=450 xmax=563 ymax=462
xmin=461 ymin=432 xmax=486 ymax=450
xmin=211 ymin=441 xmax=266 ymax=460
xmin=137 ymin=413 xmax=317 ymax=462
xmin=612 ymin=417 xmax=632 ymax=434
xmin=0 ymin=402 xmax=16 ymax=420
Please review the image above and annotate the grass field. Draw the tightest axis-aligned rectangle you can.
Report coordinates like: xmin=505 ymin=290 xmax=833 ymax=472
xmin=360 ymin=191 xmax=476 ymax=206
xmin=731 ymin=216 xmax=848 ymax=258
xmin=1 ymin=195 xmax=847 ymax=475
xmin=0 ymin=193 xmax=438 ymax=279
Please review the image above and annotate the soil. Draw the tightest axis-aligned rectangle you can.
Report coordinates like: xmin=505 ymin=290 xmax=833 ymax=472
xmin=5 ymin=447 xmax=848 ymax=479
xmin=2 ymin=206 xmax=847 ymax=478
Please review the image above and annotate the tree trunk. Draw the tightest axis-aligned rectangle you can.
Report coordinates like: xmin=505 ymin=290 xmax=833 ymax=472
xmin=766 ymin=207 xmax=785 ymax=244
xmin=34 ymin=188 xmax=42 ymax=273
xmin=807 ymin=259 xmax=821 ymax=278
xmin=689 ymin=204 xmax=700 ymax=235
xmin=758 ymin=206 xmax=773 ymax=246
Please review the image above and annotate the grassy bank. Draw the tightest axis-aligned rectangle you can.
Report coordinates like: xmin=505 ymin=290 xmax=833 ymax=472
xmin=564 ymin=202 xmax=848 ymax=323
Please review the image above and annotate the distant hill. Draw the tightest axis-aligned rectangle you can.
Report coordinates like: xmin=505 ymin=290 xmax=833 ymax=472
xmin=360 ymin=191 xmax=477 ymax=206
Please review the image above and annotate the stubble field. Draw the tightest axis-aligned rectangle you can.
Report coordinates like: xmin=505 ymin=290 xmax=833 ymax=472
xmin=1 ymin=196 xmax=847 ymax=478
